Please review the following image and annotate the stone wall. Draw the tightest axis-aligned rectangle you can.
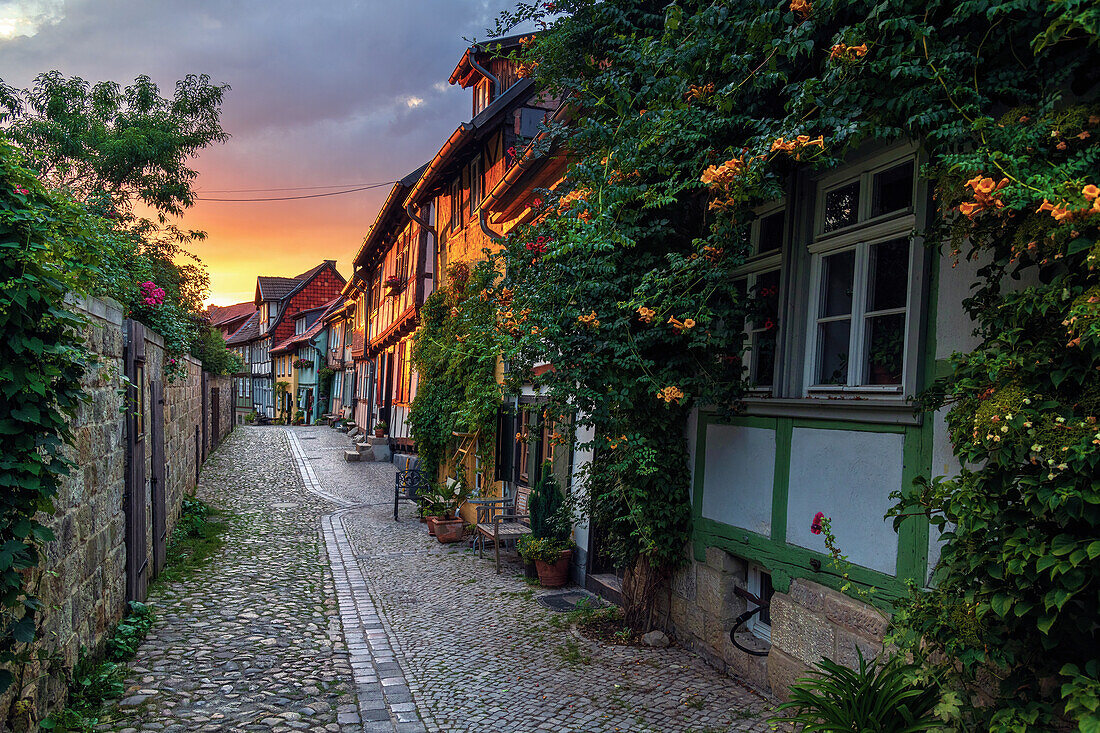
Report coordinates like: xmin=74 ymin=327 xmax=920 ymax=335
xmin=656 ymin=546 xmax=889 ymax=699
xmin=1 ymin=297 xmax=233 ymax=730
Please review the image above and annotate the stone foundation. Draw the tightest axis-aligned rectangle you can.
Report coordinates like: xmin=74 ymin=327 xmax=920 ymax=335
xmin=656 ymin=545 xmax=889 ymax=699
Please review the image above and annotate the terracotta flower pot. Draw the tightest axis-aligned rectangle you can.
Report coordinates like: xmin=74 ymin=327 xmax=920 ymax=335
xmin=535 ymin=550 xmax=573 ymax=588
xmin=426 ymin=516 xmax=443 ymax=536
xmin=374 ymin=428 xmax=385 ymax=437
xmin=434 ymin=518 xmax=465 ymax=544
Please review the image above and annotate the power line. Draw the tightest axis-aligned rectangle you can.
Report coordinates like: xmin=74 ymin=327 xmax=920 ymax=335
xmin=198 ymin=181 xmax=392 ymax=193
xmin=196 ymin=182 xmax=396 ymax=202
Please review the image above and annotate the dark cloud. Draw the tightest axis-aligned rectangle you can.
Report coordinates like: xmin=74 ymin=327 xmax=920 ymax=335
xmin=0 ymin=0 xmax=524 ymax=302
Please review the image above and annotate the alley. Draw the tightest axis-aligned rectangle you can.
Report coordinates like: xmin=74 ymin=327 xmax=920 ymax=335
xmin=108 ymin=426 xmax=772 ymax=732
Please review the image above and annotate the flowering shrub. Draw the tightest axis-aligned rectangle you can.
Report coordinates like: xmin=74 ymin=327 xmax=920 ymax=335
xmin=139 ymin=281 xmax=166 ymax=307
xmin=486 ymin=0 xmax=1100 ymax=724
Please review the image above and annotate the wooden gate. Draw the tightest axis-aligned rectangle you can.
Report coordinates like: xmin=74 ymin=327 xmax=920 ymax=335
xmin=124 ymin=319 xmax=149 ymax=602
xmin=211 ymin=386 xmax=220 ymax=448
xmin=150 ymin=379 xmax=167 ymax=577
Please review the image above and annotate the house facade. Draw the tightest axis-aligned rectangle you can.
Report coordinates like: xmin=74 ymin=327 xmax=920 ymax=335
xmin=400 ymin=34 xmax=559 ymax=496
xmin=344 ymin=163 xmax=434 ymax=451
xmin=321 ymin=300 xmax=354 ymax=418
xmin=271 ymin=300 xmax=337 ymax=424
xmin=225 ymin=311 xmax=259 ymax=425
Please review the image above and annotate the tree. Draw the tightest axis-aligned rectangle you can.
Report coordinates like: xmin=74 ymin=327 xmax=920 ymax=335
xmin=0 ymin=71 xmax=230 ymax=218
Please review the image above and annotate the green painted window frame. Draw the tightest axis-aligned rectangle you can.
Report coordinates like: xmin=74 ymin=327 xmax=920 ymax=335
xmin=692 ymin=409 xmax=932 ymax=606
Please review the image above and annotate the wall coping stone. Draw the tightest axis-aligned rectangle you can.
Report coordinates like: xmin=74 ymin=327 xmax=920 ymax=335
xmin=68 ymin=294 xmax=124 ymax=325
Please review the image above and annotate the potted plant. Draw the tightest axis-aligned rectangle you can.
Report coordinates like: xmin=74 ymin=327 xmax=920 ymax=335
xmin=868 ymin=326 xmax=903 ymax=384
xmin=526 ymin=463 xmax=576 ymax=586
xmin=525 ymin=537 xmax=575 ymax=587
xmin=516 ymin=536 xmax=539 ymax=579
xmin=384 ymin=274 xmax=404 ymax=295
xmin=421 ymin=477 xmax=473 ymax=544
xmin=374 ymin=420 xmax=387 ymax=438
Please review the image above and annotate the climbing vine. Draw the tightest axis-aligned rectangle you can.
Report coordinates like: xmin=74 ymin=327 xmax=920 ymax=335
xmin=484 ymin=0 xmax=1100 ymax=726
xmin=408 ymin=260 xmax=504 ymax=483
xmin=0 ymin=141 xmax=97 ymax=698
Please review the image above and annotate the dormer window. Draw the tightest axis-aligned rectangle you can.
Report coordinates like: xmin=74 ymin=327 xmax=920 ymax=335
xmin=474 ymin=78 xmax=491 ymax=115
xmin=295 ymin=316 xmax=306 ymax=335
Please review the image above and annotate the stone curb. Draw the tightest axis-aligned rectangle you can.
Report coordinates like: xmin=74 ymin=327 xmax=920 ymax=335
xmin=286 ymin=428 xmax=428 ymax=733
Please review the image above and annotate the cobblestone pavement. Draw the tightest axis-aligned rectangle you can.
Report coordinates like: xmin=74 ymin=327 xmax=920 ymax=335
xmin=299 ymin=425 xmax=774 ymax=733
xmin=100 ymin=428 xmax=361 ymax=733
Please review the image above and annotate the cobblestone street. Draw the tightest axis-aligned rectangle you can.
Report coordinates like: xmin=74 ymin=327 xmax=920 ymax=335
xmin=107 ymin=426 xmax=772 ymax=732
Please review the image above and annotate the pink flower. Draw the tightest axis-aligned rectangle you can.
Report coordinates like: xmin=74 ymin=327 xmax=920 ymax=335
xmin=13 ymin=186 xmax=28 ymax=195
xmin=810 ymin=511 xmax=825 ymax=535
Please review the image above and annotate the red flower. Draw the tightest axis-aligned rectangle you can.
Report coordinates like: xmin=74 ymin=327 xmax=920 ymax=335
xmin=763 ymin=318 xmax=776 ymax=331
xmin=810 ymin=511 xmax=825 ymax=535
xmin=507 ymin=146 xmax=517 ymax=157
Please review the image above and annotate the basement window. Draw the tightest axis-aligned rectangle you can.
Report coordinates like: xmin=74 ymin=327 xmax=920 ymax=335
xmin=747 ymin=565 xmax=774 ymax=642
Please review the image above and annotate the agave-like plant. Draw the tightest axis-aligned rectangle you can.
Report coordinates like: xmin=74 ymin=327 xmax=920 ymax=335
xmin=771 ymin=649 xmax=940 ymax=732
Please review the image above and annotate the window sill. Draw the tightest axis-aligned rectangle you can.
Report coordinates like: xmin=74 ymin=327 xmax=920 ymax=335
xmin=739 ymin=396 xmax=922 ymax=426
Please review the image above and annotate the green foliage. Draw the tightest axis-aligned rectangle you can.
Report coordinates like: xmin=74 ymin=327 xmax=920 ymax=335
xmin=516 ymin=536 xmax=573 ymax=565
xmin=487 ymin=0 xmax=1100 ymax=725
xmin=43 ymin=601 xmax=155 ymax=733
xmin=529 ymin=462 xmax=569 ymax=542
xmin=0 ymin=71 xmax=230 ymax=218
xmin=0 ymin=141 xmax=97 ymax=696
xmin=772 ymin=650 xmax=940 ymax=732
xmin=189 ymin=326 xmax=242 ymax=376
xmin=155 ymin=497 xmax=227 ymax=586
xmin=408 ymin=261 xmax=503 ymax=481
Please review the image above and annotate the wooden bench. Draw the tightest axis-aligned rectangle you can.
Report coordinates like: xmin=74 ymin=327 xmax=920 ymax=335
xmin=475 ymin=486 xmax=532 ymax=573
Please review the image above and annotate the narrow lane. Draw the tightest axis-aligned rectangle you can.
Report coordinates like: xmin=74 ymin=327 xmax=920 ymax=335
xmin=102 ymin=428 xmax=360 ymax=733
xmin=300 ymin=425 xmax=773 ymax=733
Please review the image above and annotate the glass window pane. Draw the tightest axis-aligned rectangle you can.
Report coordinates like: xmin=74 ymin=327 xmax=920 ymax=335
xmin=817 ymin=320 xmax=851 ymax=385
xmin=757 ymin=211 xmax=783 ymax=254
xmin=821 ymin=249 xmax=855 ymax=318
xmin=864 ymin=312 xmax=905 ymax=385
xmin=752 ymin=331 xmax=776 ymax=387
xmin=823 ymin=181 xmax=859 ymax=232
xmin=871 ymin=162 xmax=913 ymax=218
xmin=867 ymin=238 xmax=910 ymax=312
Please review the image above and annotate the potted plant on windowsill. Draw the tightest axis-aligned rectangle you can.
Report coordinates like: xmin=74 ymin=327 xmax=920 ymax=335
xmin=868 ymin=327 xmax=903 ymax=385
xmin=374 ymin=421 xmax=387 ymax=438
xmin=384 ymin=274 xmax=405 ymax=296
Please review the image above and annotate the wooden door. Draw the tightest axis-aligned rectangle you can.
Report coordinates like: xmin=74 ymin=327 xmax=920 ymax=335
xmin=150 ymin=379 xmax=167 ymax=577
xmin=211 ymin=386 xmax=220 ymax=447
xmin=124 ymin=319 xmax=149 ymax=602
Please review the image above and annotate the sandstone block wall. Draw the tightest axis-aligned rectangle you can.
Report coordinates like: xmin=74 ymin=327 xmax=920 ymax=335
xmin=2 ymin=297 xmax=233 ymax=730
xmin=656 ymin=546 xmax=889 ymax=700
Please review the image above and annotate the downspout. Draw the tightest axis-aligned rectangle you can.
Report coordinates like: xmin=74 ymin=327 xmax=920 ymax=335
xmin=468 ymin=50 xmax=501 ymax=98
xmin=479 ymin=207 xmax=502 ymax=241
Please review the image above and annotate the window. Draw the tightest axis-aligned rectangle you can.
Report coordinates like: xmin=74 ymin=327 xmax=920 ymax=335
xmin=474 ymin=78 xmax=491 ymax=115
xmin=469 ymin=156 xmax=483 ymax=216
xmin=747 ymin=565 xmax=774 ymax=642
xmin=734 ymin=205 xmax=785 ymax=389
xmin=806 ymin=155 xmax=917 ymax=393
xmin=295 ymin=317 xmax=306 ymax=335
xmin=450 ymin=178 xmax=463 ymax=231
xmin=259 ymin=303 xmax=268 ymax=334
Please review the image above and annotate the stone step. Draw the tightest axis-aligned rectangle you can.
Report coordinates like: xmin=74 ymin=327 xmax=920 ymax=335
xmin=343 ymin=449 xmax=361 ymax=462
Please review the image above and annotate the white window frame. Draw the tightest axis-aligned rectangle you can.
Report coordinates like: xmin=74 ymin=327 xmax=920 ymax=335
xmin=734 ymin=201 xmax=785 ymax=391
xmin=746 ymin=565 xmax=773 ymax=642
xmin=802 ymin=150 xmax=922 ymax=398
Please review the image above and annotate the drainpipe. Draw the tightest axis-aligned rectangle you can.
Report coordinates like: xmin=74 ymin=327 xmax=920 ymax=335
xmin=479 ymin=208 xmax=502 ymax=241
xmin=468 ymin=51 xmax=501 ymax=98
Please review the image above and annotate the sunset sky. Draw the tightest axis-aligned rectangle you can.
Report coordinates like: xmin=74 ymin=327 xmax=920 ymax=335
xmin=0 ymin=0 xmax=520 ymax=305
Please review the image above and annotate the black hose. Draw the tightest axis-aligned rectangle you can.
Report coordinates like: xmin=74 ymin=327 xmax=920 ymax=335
xmin=729 ymin=606 xmax=770 ymax=657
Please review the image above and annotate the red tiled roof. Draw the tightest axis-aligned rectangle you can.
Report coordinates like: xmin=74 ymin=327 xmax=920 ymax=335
xmin=207 ymin=301 xmax=256 ymax=327
xmin=225 ymin=310 xmax=260 ymax=345
xmin=270 ymin=298 xmax=338 ymax=354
